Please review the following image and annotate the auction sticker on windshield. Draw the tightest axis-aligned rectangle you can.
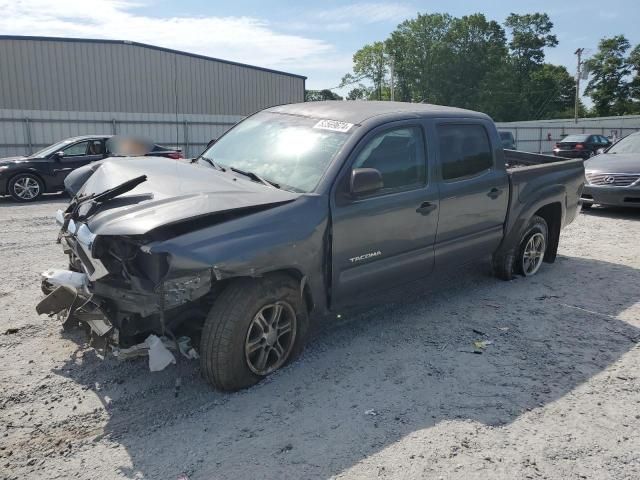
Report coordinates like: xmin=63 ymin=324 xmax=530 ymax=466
xmin=314 ymin=119 xmax=354 ymax=133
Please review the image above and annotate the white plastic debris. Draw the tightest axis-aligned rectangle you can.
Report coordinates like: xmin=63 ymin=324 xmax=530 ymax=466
xmin=364 ymin=409 xmax=378 ymax=416
xmin=177 ymin=336 xmax=199 ymax=360
xmin=146 ymin=334 xmax=176 ymax=372
xmin=41 ymin=269 xmax=88 ymax=289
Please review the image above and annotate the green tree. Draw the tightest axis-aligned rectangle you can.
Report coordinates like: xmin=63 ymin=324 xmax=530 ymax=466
xmin=584 ymin=35 xmax=632 ymax=116
xmin=346 ymin=86 xmax=371 ymax=100
xmin=628 ymin=44 xmax=640 ymax=112
xmin=385 ymin=13 xmax=453 ymax=103
xmin=305 ymin=89 xmax=343 ymax=102
xmin=504 ymin=13 xmax=558 ymax=71
xmin=348 ymin=42 xmax=388 ymax=100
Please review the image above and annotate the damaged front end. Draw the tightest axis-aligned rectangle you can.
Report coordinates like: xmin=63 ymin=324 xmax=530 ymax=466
xmin=37 ymin=208 xmax=213 ymax=351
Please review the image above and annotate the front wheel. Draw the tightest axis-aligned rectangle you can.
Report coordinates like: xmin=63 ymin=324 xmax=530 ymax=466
xmin=8 ymin=173 xmax=44 ymax=202
xmin=199 ymin=274 xmax=308 ymax=391
xmin=516 ymin=215 xmax=548 ymax=277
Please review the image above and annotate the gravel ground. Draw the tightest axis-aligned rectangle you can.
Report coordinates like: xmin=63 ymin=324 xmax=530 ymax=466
xmin=1 ymin=194 xmax=639 ymax=480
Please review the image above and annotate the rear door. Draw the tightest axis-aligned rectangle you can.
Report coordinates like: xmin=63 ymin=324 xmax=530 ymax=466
xmin=433 ymin=120 xmax=509 ymax=268
xmin=331 ymin=121 xmax=439 ymax=307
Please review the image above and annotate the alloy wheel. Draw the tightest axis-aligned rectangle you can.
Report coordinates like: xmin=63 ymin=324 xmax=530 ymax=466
xmin=13 ymin=176 xmax=41 ymax=200
xmin=522 ymin=232 xmax=546 ymax=276
xmin=244 ymin=301 xmax=296 ymax=375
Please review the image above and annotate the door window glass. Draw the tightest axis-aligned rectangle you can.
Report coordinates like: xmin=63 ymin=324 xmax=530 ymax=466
xmin=62 ymin=141 xmax=89 ymax=157
xmin=437 ymin=124 xmax=493 ymax=180
xmin=87 ymin=140 xmax=104 ymax=155
xmin=353 ymin=126 xmax=426 ymax=191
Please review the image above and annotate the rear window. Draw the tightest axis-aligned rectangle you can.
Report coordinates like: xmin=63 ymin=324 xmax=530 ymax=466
xmin=437 ymin=124 xmax=493 ymax=180
xmin=561 ymin=135 xmax=589 ymax=143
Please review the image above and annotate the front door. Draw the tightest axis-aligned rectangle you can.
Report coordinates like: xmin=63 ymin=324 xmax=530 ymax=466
xmin=50 ymin=139 xmax=105 ymax=189
xmin=331 ymin=122 xmax=439 ymax=308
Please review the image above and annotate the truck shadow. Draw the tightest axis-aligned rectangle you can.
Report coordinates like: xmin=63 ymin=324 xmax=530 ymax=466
xmin=51 ymin=254 xmax=639 ymax=479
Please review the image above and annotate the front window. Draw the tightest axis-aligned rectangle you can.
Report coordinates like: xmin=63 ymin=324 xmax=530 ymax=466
xmin=607 ymin=134 xmax=640 ymax=154
xmin=199 ymin=112 xmax=353 ymax=192
xmin=30 ymin=139 xmax=78 ymax=158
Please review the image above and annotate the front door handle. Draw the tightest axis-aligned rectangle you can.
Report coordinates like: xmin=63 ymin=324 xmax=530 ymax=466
xmin=487 ymin=187 xmax=503 ymax=199
xmin=416 ymin=201 xmax=437 ymax=215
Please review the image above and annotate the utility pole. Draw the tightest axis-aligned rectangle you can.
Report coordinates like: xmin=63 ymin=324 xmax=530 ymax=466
xmin=574 ymin=48 xmax=584 ymax=124
xmin=390 ymin=57 xmax=395 ymax=102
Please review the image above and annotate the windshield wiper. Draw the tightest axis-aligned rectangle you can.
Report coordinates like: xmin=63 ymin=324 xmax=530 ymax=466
xmin=229 ymin=167 xmax=280 ymax=189
xmin=192 ymin=155 xmax=226 ymax=171
xmin=60 ymin=175 xmax=148 ymax=235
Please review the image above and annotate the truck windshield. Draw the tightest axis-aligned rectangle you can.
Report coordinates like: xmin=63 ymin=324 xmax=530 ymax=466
xmin=199 ymin=112 xmax=353 ymax=192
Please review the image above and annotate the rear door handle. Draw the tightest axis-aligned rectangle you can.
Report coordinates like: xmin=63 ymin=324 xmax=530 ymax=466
xmin=416 ymin=201 xmax=437 ymax=215
xmin=487 ymin=188 xmax=503 ymax=199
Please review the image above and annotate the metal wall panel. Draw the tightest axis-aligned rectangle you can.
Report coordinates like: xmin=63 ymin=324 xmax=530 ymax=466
xmin=0 ymin=108 xmax=244 ymax=158
xmin=0 ymin=37 xmax=305 ymax=116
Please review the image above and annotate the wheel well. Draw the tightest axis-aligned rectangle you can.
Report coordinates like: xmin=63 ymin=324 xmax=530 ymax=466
xmin=273 ymin=268 xmax=315 ymax=314
xmin=213 ymin=269 xmax=315 ymax=314
xmin=533 ymin=203 xmax=561 ymax=263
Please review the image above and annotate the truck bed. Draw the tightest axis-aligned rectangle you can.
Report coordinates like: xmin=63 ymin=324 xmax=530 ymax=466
xmin=497 ymin=149 xmax=586 ymax=261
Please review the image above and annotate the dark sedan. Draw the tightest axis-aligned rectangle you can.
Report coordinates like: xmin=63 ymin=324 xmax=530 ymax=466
xmin=553 ymin=134 xmax=611 ymax=159
xmin=0 ymin=135 xmax=182 ymax=201
xmin=582 ymin=132 xmax=640 ymax=209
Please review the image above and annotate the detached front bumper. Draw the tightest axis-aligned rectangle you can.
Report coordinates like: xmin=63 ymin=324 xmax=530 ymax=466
xmin=582 ymin=185 xmax=640 ymax=208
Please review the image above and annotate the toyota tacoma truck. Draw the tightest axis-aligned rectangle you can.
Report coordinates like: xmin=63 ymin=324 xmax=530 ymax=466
xmin=37 ymin=101 xmax=585 ymax=391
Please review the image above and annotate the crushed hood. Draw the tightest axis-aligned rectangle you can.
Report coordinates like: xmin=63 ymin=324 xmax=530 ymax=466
xmin=70 ymin=157 xmax=300 ymax=236
xmin=585 ymin=153 xmax=640 ymax=174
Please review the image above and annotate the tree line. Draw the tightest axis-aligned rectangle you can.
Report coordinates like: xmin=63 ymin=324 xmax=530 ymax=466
xmin=304 ymin=12 xmax=640 ymax=121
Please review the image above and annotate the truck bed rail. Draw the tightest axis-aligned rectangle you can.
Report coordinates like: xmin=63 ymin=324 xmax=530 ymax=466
xmin=504 ymin=149 xmax=575 ymax=166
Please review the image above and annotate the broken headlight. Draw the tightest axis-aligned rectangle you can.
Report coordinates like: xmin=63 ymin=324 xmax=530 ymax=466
xmin=160 ymin=270 xmax=212 ymax=310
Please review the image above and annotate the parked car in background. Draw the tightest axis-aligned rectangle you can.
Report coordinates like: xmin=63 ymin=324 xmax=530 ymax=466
xmin=552 ymin=134 xmax=611 ymax=159
xmin=0 ymin=135 xmax=182 ymax=201
xmin=499 ymin=131 xmax=516 ymax=150
xmin=582 ymin=131 xmax=640 ymax=209
xmin=41 ymin=101 xmax=584 ymax=391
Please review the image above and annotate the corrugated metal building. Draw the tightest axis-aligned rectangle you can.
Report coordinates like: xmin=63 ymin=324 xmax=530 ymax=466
xmin=0 ymin=36 xmax=306 ymax=157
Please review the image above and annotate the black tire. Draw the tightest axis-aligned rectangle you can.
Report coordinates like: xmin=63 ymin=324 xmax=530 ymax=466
xmin=492 ymin=250 xmax=516 ymax=281
xmin=200 ymin=274 xmax=308 ymax=391
xmin=8 ymin=173 xmax=44 ymax=202
xmin=515 ymin=215 xmax=548 ymax=277
xmin=581 ymin=202 xmax=593 ymax=210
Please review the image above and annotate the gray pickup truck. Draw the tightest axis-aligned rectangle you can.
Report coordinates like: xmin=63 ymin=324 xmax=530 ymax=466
xmin=38 ymin=102 xmax=584 ymax=391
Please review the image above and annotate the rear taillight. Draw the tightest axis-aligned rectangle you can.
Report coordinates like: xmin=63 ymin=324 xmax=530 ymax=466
xmin=575 ymin=143 xmax=584 ymax=150
xmin=167 ymin=152 xmax=183 ymax=159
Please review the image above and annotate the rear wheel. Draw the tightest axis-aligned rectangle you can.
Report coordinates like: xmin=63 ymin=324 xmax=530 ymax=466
xmin=9 ymin=173 xmax=44 ymax=202
xmin=516 ymin=215 xmax=548 ymax=277
xmin=199 ymin=274 xmax=308 ymax=391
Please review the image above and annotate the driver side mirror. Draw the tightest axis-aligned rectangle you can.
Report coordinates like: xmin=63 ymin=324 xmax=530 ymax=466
xmin=53 ymin=151 xmax=65 ymax=160
xmin=596 ymin=148 xmax=605 ymax=155
xmin=351 ymin=168 xmax=383 ymax=197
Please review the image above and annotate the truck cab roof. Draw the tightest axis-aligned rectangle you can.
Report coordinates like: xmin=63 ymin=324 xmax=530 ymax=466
xmin=266 ymin=101 xmax=491 ymax=125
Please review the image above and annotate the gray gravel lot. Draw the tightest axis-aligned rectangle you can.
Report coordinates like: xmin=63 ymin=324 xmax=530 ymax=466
xmin=1 ymin=194 xmax=639 ymax=480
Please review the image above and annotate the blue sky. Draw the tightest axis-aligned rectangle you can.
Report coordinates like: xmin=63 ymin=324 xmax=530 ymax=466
xmin=2 ymin=0 xmax=639 ymax=100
